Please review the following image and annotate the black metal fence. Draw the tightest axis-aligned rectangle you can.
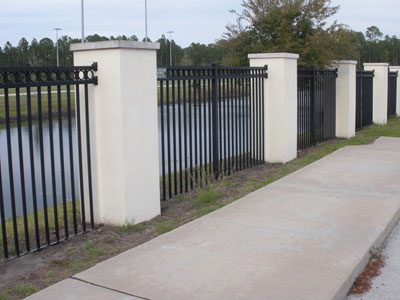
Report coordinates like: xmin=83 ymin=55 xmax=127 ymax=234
xmin=0 ymin=64 xmax=97 ymax=259
xmin=388 ymin=71 xmax=398 ymax=118
xmin=157 ymin=65 xmax=268 ymax=200
xmin=356 ymin=70 xmax=374 ymax=130
xmin=297 ymin=69 xmax=337 ymax=150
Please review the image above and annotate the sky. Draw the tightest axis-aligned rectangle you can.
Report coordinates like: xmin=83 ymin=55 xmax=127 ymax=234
xmin=0 ymin=0 xmax=399 ymax=48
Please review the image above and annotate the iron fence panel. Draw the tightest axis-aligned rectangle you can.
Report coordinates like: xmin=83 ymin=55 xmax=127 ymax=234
xmin=0 ymin=64 xmax=97 ymax=259
xmin=297 ymin=68 xmax=337 ymax=150
xmin=157 ymin=65 xmax=268 ymax=200
xmin=356 ymin=70 xmax=374 ymax=131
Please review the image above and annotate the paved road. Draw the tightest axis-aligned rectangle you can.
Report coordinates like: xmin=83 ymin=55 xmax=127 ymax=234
xmin=348 ymin=220 xmax=400 ymax=300
xmin=27 ymin=137 xmax=400 ymax=300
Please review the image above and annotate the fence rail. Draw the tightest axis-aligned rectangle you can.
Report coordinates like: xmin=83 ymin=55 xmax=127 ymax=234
xmin=297 ymin=68 xmax=337 ymax=150
xmin=388 ymin=71 xmax=398 ymax=117
xmin=0 ymin=63 xmax=97 ymax=259
xmin=157 ymin=65 xmax=268 ymax=200
xmin=356 ymin=70 xmax=374 ymax=130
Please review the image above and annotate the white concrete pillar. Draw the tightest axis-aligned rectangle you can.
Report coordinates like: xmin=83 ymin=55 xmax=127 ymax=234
xmin=334 ymin=61 xmax=357 ymax=138
xmin=364 ymin=63 xmax=389 ymax=124
xmin=389 ymin=66 xmax=400 ymax=116
xmin=71 ymin=40 xmax=161 ymax=226
xmin=248 ymin=53 xmax=299 ymax=163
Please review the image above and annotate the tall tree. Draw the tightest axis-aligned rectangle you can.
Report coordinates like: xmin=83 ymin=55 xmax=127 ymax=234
xmin=0 ymin=47 xmax=4 ymax=66
xmin=221 ymin=0 xmax=355 ymax=67
xmin=17 ymin=38 xmax=29 ymax=66
xmin=157 ymin=35 xmax=184 ymax=66
xmin=365 ymin=26 xmax=383 ymax=42
xmin=29 ymin=38 xmax=41 ymax=66
xmin=38 ymin=38 xmax=55 ymax=66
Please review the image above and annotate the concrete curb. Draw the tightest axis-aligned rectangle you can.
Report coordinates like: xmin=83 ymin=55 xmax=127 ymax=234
xmin=338 ymin=206 xmax=400 ymax=300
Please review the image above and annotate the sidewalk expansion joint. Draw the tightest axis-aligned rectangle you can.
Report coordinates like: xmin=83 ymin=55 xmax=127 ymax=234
xmin=72 ymin=277 xmax=152 ymax=300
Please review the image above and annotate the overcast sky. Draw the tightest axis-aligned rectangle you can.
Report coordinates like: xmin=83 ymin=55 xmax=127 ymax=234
xmin=0 ymin=0 xmax=399 ymax=48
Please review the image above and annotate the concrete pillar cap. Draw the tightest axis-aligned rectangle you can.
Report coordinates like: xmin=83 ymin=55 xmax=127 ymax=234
xmin=333 ymin=60 xmax=357 ymax=65
xmin=248 ymin=53 xmax=299 ymax=59
xmin=364 ymin=63 xmax=389 ymax=67
xmin=70 ymin=40 xmax=160 ymax=52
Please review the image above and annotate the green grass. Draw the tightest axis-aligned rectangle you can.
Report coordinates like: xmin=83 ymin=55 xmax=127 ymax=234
xmin=85 ymin=240 xmax=103 ymax=259
xmin=117 ymin=221 xmax=146 ymax=233
xmin=0 ymin=200 xmax=81 ymax=257
xmin=221 ymin=179 xmax=237 ymax=187
xmin=70 ymin=261 xmax=87 ymax=273
xmin=44 ymin=269 xmax=58 ymax=283
xmin=51 ymin=259 xmax=69 ymax=268
xmin=154 ymin=220 xmax=179 ymax=234
xmin=195 ymin=204 xmax=225 ymax=218
xmin=195 ymin=187 xmax=224 ymax=207
xmin=0 ymin=283 xmax=38 ymax=300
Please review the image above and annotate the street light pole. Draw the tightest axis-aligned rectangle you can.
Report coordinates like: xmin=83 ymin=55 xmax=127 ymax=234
xmin=167 ymin=31 xmax=174 ymax=66
xmin=81 ymin=0 xmax=85 ymax=43
xmin=54 ymin=28 xmax=61 ymax=66
xmin=145 ymin=0 xmax=148 ymax=42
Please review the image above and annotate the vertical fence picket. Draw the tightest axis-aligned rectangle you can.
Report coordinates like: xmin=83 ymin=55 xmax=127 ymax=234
xmin=166 ymin=79 xmax=172 ymax=198
xmin=57 ymin=85 xmax=68 ymax=239
xmin=0 ymin=160 xmax=8 ymax=258
xmin=208 ymin=75 xmax=213 ymax=176
xmin=188 ymin=78 xmax=193 ymax=190
xmin=75 ymin=85 xmax=87 ymax=232
xmin=67 ymin=85 xmax=78 ymax=235
xmin=5 ymin=88 xmax=20 ymax=256
xmin=84 ymin=84 xmax=94 ymax=229
xmin=178 ymin=79 xmax=183 ymax=194
xmin=212 ymin=64 xmax=219 ymax=179
xmin=172 ymin=78 xmax=177 ymax=194
xmin=40 ymin=94 xmax=50 ymax=243
xmin=183 ymin=79 xmax=188 ymax=193
xmin=160 ymin=80 xmax=166 ymax=200
xmin=27 ymin=87 xmax=40 ymax=250
xmin=227 ymin=75 xmax=232 ymax=175
xmin=198 ymin=75 xmax=203 ymax=184
xmin=48 ymin=85 xmax=60 ymax=242
xmin=16 ymin=88 xmax=30 ymax=252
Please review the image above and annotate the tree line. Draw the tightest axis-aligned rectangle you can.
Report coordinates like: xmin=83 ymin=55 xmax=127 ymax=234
xmin=1 ymin=0 xmax=399 ymax=68
xmin=0 ymin=34 xmax=224 ymax=68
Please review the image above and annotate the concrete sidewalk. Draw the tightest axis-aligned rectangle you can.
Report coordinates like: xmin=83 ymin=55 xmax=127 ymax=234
xmin=27 ymin=137 xmax=400 ymax=300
